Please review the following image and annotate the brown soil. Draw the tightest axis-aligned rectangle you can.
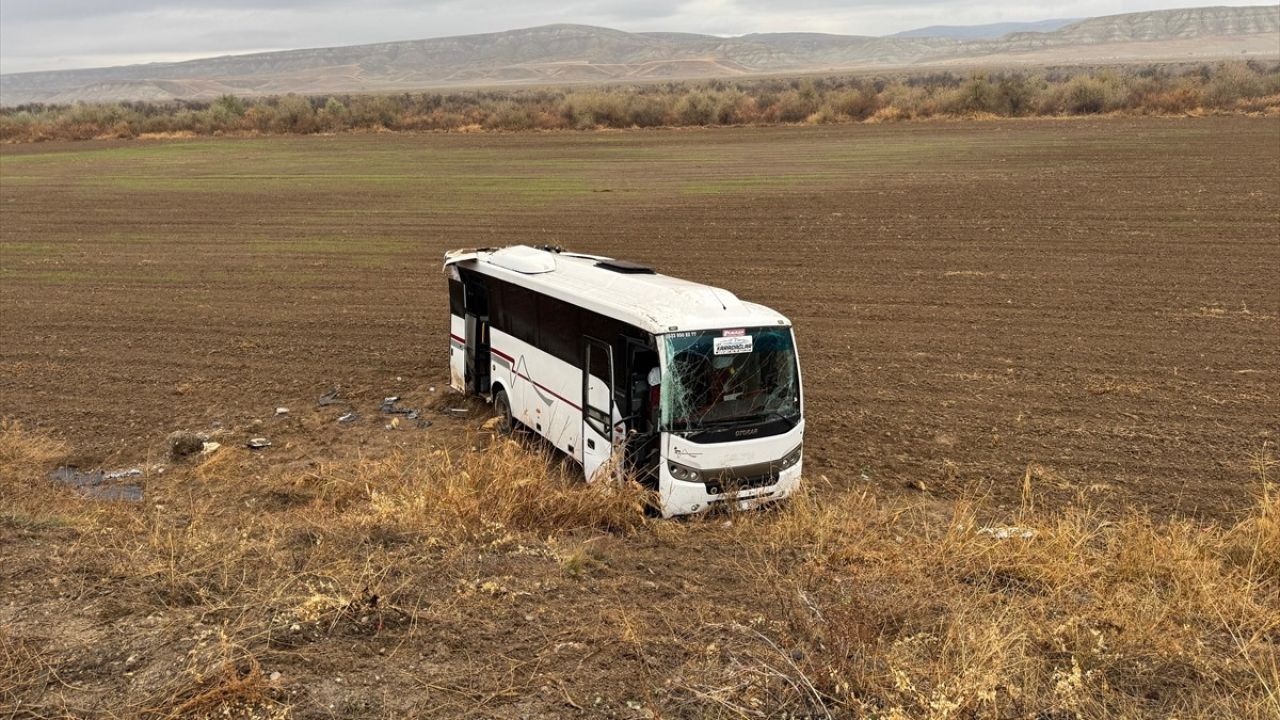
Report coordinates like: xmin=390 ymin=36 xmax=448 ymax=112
xmin=2 ymin=116 xmax=1279 ymax=720
xmin=2 ymin=117 xmax=1278 ymax=520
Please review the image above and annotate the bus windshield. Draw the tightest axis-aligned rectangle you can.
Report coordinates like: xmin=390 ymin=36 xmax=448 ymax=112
xmin=661 ymin=327 xmax=800 ymax=433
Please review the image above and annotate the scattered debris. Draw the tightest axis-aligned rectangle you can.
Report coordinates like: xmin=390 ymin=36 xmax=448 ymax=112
xmin=416 ymin=419 xmax=433 ymax=430
xmin=482 ymin=417 xmax=501 ymax=430
xmin=381 ymin=396 xmax=416 ymax=415
xmin=446 ymin=408 xmax=469 ymax=416
xmin=51 ymin=467 xmax=99 ymax=485
xmin=246 ymin=437 xmax=272 ymax=450
xmin=50 ymin=466 xmax=143 ymax=502
xmin=275 ymin=407 xmax=289 ymax=416
xmin=428 ymin=385 xmax=436 ymax=393
xmin=337 ymin=412 xmax=359 ymax=424
xmin=200 ymin=441 xmax=221 ymax=455
xmin=318 ymin=388 xmax=345 ymax=407
xmin=167 ymin=430 xmax=205 ymax=460
xmin=979 ymin=526 xmax=1037 ymax=540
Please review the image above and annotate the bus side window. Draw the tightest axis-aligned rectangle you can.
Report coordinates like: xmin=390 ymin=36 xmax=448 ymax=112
xmin=448 ymin=279 xmax=464 ymax=316
xmin=537 ymin=293 xmax=580 ymax=364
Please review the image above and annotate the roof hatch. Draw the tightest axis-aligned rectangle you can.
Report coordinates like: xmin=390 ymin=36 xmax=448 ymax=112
xmin=595 ymin=259 xmax=655 ymax=274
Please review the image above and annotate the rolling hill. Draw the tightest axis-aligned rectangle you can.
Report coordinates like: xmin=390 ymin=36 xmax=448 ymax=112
xmin=890 ymin=19 xmax=1080 ymax=40
xmin=1 ymin=5 xmax=1277 ymax=105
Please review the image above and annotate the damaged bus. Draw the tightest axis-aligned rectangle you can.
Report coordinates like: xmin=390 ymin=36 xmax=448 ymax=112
xmin=444 ymin=245 xmax=803 ymax=517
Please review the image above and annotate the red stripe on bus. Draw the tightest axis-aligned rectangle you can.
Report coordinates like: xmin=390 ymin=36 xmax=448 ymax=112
xmin=490 ymin=347 xmax=582 ymax=412
xmin=449 ymin=333 xmax=466 ymax=344
xmin=524 ymin=375 xmax=582 ymax=412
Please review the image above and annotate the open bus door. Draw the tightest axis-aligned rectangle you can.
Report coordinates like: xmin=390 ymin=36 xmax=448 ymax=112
xmin=464 ymin=313 xmax=490 ymax=395
xmin=582 ymin=337 xmax=615 ymax=482
xmin=461 ymin=271 xmax=491 ymax=396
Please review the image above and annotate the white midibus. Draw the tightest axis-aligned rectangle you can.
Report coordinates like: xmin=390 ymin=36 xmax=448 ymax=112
xmin=444 ymin=245 xmax=804 ymax=517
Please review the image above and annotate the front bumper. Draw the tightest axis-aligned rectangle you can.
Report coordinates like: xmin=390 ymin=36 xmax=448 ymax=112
xmin=659 ymin=460 xmax=803 ymax=518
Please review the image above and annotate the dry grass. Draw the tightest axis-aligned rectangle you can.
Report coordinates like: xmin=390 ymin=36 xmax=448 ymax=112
xmin=730 ymin=472 xmax=1280 ymax=718
xmin=1 ymin=421 xmax=1276 ymax=718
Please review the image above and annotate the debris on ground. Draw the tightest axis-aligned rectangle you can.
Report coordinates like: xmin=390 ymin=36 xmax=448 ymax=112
xmin=167 ymin=430 xmax=205 ymax=460
xmin=446 ymin=408 xmax=469 ymax=416
xmin=318 ymin=388 xmax=346 ymax=407
xmin=380 ymin=396 xmax=428 ymax=428
xmin=482 ymin=417 xmax=500 ymax=430
xmin=337 ymin=412 xmax=359 ymax=424
xmin=381 ymin=396 xmax=416 ymax=415
xmin=246 ymin=437 xmax=272 ymax=450
xmin=200 ymin=441 xmax=221 ymax=455
xmin=50 ymin=466 xmax=144 ymax=502
xmin=275 ymin=407 xmax=289 ymax=416
xmin=979 ymin=526 xmax=1037 ymax=540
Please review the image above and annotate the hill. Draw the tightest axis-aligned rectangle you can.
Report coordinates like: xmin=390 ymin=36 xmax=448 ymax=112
xmin=1 ymin=5 xmax=1277 ymax=105
xmin=891 ymin=18 xmax=1079 ymax=40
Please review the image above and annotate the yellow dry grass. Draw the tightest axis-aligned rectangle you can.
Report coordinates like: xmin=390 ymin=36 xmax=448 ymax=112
xmin=1 ymin=422 xmax=1275 ymax=718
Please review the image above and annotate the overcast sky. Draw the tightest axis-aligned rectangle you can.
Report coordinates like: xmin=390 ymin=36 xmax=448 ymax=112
xmin=0 ymin=0 xmax=1268 ymax=74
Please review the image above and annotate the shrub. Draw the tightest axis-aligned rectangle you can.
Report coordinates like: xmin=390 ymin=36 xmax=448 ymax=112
xmin=484 ymin=101 xmax=536 ymax=131
xmin=674 ymin=91 xmax=716 ymax=125
xmin=825 ymin=87 xmax=880 ymax=120
xmin=272 ymin=95 xmax=317 ymax=133
xmin=1064 ymin=76 xmax=1110 ymax=114
xmin=773 ymin=90 xmax=819 ymax=123
xmin=626 ymin=95 xmax=668 ymax=127
xmin=1204 ymin=61 xmax=1267 ymax=108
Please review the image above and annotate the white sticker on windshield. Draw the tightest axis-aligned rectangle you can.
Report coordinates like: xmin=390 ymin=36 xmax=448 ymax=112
xmin=713 ymin=335 xmax=753 ymax=355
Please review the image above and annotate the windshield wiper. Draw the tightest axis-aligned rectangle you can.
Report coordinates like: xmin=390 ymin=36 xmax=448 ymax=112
xmin=753 ymin=410 xmax=799 ymax=429
xmin=697 ymin=411 xmax=798 ymax=431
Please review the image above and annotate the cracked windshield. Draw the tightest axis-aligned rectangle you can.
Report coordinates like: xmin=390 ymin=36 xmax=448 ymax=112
xmin=661 ymin=328 xmax=800 ymax=432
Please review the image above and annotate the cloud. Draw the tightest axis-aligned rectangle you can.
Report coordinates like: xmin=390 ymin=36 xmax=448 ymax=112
xmin=0 ymin=0 xmax=1269 ymax=73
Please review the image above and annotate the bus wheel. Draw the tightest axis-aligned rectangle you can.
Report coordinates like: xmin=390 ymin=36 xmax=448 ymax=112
xmin=493 ymin=388 xmax=514 ymax=435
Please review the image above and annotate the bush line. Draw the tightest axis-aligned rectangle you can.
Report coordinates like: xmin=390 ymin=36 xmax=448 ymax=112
xmin=2 ymin=61 xmax=1279 ymax=142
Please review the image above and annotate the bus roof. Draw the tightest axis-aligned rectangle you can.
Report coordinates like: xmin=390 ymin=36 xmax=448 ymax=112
xmin=443 ymin=245 xmax=790 ymax=335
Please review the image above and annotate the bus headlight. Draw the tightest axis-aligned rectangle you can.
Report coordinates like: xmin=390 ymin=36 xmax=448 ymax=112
xmin=779 ymin=444 xmax=803 ymax=470
xmin=668 ymin=461 xmax=701 ymax=482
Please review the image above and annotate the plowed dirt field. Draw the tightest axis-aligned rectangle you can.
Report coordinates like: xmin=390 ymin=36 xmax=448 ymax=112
xmin=2 ymin=117 xmax=1278 ymax=519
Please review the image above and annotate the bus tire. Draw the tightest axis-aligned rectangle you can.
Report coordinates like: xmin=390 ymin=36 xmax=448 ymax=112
xmin=493 ymin=387 xmax=514 ymax=435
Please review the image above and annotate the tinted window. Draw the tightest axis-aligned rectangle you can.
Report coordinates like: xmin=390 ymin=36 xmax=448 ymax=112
xmin=538 ymin=293 xmax=580 ymax=364
xmin=502 ymin=283 xmax=537 ymax=344
xmin=448 ymin=279 xmax=464 ymax=316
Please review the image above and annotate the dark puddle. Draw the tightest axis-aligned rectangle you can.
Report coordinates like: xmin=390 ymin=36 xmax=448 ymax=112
xmin=50 ymin=466 xmax=144 ymax=502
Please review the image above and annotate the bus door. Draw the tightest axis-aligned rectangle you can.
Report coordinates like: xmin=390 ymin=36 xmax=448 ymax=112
xmin=464 ymin=314 xmax=489 ymax=395
xmin=461 ymin=272 xmax=490 ymax=395
xmin=624 ymin=340 xmax=662 ymax=489
xmin=582 ymin=337 xmax=615 ymax=482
